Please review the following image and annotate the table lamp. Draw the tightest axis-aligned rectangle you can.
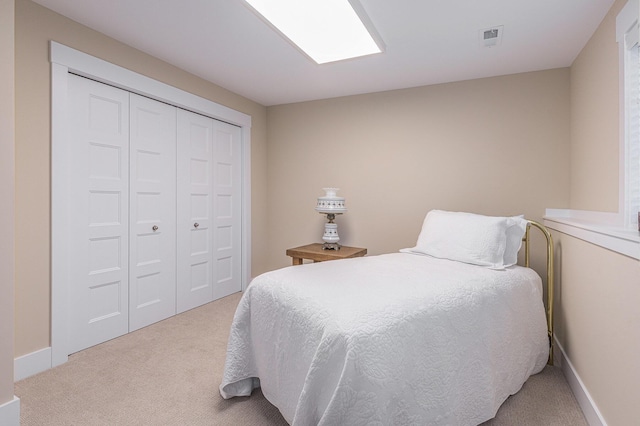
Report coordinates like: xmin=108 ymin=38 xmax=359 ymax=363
xmin=316 ymin=188 xmax=347 ymax=250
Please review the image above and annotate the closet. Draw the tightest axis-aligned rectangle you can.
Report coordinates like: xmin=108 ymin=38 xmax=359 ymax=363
xmin=66 ymin=74 xmax=241 ymax=353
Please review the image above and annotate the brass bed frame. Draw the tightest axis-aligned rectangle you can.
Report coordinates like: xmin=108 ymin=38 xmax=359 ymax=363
xmin=523 ymin=220 xmax=554 ymax=365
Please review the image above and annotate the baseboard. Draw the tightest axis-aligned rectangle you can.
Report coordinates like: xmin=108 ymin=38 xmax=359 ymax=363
xmin=14 ymin=346 xmax=52 ymax=382
xmin=554 ymin=337 xmax=608 ymax=426
xmin=0 ymin=396 xmax=20 ymax=426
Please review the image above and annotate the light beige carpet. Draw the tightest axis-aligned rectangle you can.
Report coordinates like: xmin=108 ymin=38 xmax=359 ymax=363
xmin=15 ymin=292 xmax=587 ymax=425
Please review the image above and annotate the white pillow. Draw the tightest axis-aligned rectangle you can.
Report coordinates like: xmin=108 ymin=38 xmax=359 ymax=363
xmin=401 ymin=210 xmax=526 ymax=269
xmin=503 ymin=215 xmax=528 ymax=267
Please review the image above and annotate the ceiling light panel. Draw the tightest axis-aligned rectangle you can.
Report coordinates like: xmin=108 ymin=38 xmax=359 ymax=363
xmin=245 ymin=0 xmax=383 ymax=64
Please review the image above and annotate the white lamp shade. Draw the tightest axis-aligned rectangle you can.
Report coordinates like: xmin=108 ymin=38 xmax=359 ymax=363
xmin=316 ymin=187 xmax=347 ymax=214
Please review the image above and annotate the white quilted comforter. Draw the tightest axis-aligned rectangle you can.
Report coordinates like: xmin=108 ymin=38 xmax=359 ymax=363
xmin=220 ymin=253 xmax=548 ymax=425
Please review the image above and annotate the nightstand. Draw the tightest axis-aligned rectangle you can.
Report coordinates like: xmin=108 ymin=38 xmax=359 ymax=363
xmin=286 ymin=243 xmax=367 ymax=265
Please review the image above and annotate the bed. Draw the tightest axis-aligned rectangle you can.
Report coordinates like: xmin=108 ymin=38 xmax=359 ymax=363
xmin=220 ymin=210 xmax=554 ymax=426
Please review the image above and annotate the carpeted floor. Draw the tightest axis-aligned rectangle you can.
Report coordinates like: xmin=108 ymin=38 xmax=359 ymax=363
xmin=15 ymin=292 xmax=587 ymax=425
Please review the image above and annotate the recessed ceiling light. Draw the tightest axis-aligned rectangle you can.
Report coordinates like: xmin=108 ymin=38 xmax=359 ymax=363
xmin=244 ymin=0 xmax=384 ymax=64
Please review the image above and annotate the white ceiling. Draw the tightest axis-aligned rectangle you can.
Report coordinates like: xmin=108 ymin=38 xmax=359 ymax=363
xmin=32 ymin=0 xmax=615 ymax=106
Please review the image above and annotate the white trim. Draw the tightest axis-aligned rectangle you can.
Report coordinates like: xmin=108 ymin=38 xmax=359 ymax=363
xmin=554 ymin=337 xmax=607 ymax=426
xmin=617 ymin=0 xmax=640 ymax=228
xmin=0 ymin=396 xmax=20 ymax=426
xmin=544 ymin=208 xmax=622 ymax=226
xmin=51 ymin=41 xmax=253 ymax=366
xmin=50 ymin=42 xmax=251 ymax=128
xmin=51 ymin=61 xmax=70 ymax=368
xmin=616 ymin=0 xmax=639 ymax=44
xmin=241 ymin=128 xmax=252 ymax=291
xmin=544 ymin=209 xmax=640 ymax=260
xmin=14 ymin=347 xmax=52 ymax=382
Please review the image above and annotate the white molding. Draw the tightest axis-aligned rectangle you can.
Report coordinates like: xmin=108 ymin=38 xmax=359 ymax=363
xmin=544 ymin=208 xmax=622 ymax=226
xmin=241 ymin=127 xmax=252 ymax=291
xmin=616 ymin=0 xmax=639 ymax=43
xmin=50 ymin=41 xmax=253 ymax=366
xmin=51 ymin=61 xmax=70 ymax=368
xmin=50 ymin=42 xmax=251 ymax=128
xmin=0 ymin=396 xmax=20 ymax=426
xmin=617 ymin=1 xmax=640 ymax=228
xmin=554 ymin=337 xmax=607 ymax=426
xmin=544 ymin=209 xmax=640 ymax=260
xmin=14 ymin=347 xmax=52 ymax=382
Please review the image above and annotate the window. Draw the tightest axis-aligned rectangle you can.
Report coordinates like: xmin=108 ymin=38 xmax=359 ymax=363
xmin=544 ymin=2 xmax=640 ymax=260
xmin=618 ymin=0 xmax=640 ymax=229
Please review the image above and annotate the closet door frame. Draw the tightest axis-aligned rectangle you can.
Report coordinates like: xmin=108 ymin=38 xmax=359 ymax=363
xmin=51 ymin=41 xmax=252 ymax=368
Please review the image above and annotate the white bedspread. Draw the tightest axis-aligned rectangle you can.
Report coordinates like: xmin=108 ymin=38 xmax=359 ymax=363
xmin=220 ymin=253 xmax=548 ymax=426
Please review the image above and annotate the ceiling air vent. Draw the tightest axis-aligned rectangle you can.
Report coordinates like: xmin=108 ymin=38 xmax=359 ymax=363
xmin=479 ymin=25 xmax=503 ymax=48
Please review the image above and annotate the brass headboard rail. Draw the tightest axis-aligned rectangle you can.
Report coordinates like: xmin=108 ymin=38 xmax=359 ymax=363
xmin=524 ymin=220 xmax=554 ymax=365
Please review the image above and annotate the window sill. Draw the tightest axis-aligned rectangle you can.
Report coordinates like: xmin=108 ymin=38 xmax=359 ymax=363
xmin=544 ymin=209 xmax=640 ymax=260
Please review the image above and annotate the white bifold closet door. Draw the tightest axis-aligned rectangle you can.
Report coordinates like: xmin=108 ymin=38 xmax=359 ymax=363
xmin=177 ymin=109 xmax=242 ymax=313
xmin=211 ymin=118 xmax=242 ymax=301
xmin=67 ymin=75 xmax=130 ymax=353
xmin=129 ymin=94 xmax=177 ymax=331
xmin=66 ymin=74 xmax=242 ymax=354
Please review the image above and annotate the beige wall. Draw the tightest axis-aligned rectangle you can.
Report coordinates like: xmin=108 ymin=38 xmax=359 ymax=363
xmin=0 ymin=0 xmax=15 ymax=406
xmin=560 ymin=0 xmax=640 ymax=424
xmin=570 ymin=0 xmax=625 ymax=212
xmin=14 ymin=0 xmax=269 ymax=357
xmin=14 ymin=0 xmax=638 ymax=424
xmin=267 ymin=69 xmax=571 ymax=270
xmin=552 ymin=233 xmax=640 ymax=425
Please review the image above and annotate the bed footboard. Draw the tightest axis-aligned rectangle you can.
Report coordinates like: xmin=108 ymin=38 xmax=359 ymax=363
xmin=524 ymin=220 xmax=554 ymax=365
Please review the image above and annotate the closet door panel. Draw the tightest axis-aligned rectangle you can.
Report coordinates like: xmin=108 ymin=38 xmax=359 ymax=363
xmin=213 ymin=122 xmax=242 ymax=299
xmin=68 ymin=74 xmax=130 ymax=353
xmin=129 ymin=94 xmax=177 ymax=331
xmin=177 ymin=109 xmax=215 ymax=313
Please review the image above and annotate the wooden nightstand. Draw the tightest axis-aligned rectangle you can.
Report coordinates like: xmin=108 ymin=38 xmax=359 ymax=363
xmin=286 ymin=243 xmax=367 ymax=266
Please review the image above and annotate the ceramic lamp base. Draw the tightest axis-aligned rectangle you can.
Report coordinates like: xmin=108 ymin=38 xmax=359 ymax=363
xmin=322 ymin=222 xmax=340 ymax=250
xmin=322 ymin=242 xmax=341 ymax=250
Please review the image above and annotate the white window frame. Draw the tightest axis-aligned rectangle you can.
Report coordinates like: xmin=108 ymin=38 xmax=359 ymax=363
xmin=544 ymin=0 xmax=640 ymax=260
xmin=619 ymin=0 xmax=640 ymax=230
